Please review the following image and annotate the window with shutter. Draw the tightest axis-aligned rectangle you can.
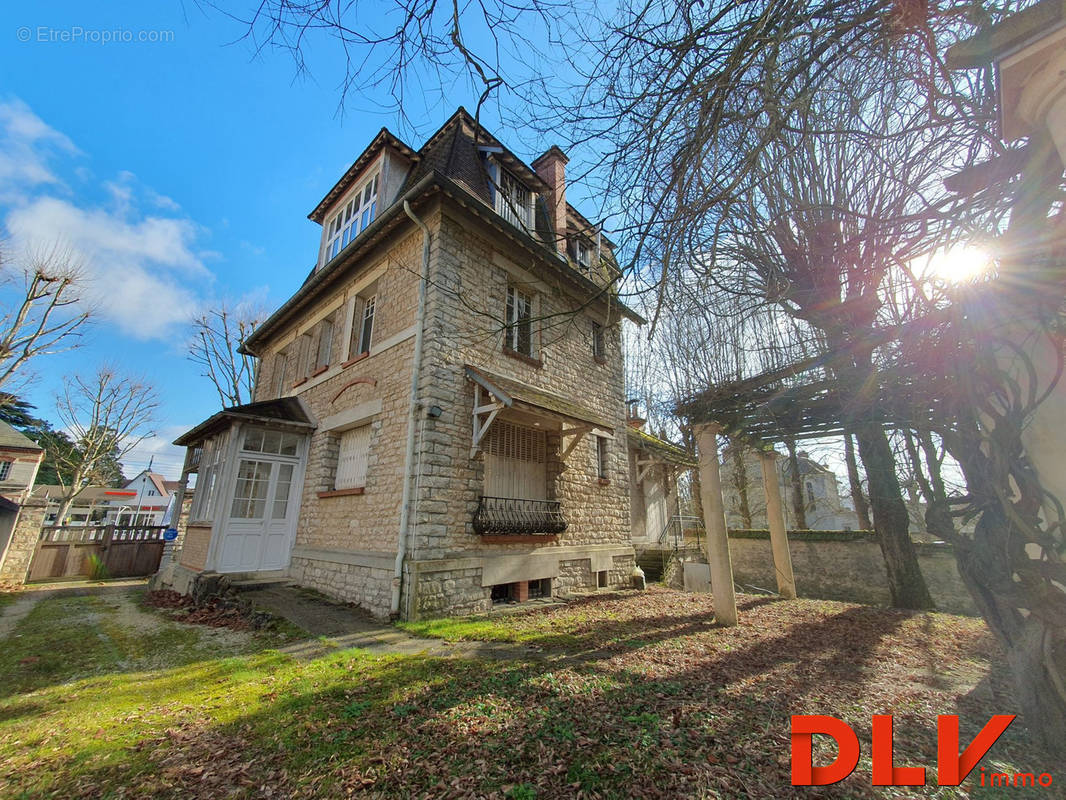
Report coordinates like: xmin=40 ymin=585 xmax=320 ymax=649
xmin=335 ymin=425 xmax=371 ymax=490
xmin=316 ymin=317 xmax=334 ymax=370
xmin=483 ymin=420 xmax=547 ymax=500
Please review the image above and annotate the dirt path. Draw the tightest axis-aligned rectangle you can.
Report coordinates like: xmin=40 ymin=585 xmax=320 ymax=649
xmin=0 ymin=579 xmax=150 ymax=641
xmin=0 ymin=591 xmax=44 ymax=640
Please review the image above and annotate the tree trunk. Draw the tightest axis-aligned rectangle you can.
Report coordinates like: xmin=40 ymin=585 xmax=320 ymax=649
xmin=953 ymin=508 xmax=1066 ymax=760
xmin=784 ymin=437 xmax=807 ymax=529
xmin=843 ymin=432 xmax=872 ymax=530
xmin=731 ymin=446 xmax=753 ymax=528
xmin=853 ymin=421 xmax=935 ymax=610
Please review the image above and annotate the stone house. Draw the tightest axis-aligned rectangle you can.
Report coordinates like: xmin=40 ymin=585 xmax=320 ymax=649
xmin=34 ymin=470 xmax=177 ymax=526
xmin=159 ymin=108 xmax=644 ymax=619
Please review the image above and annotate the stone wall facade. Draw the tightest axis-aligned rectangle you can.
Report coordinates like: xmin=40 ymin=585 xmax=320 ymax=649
xmin=241 ymin=197 xmax=634 ymax=619
xmin=0 ymin=500 xmax=46 ymax=583
xmin=725 ymin=531 xmax=978 ymax=615
xmin=398 ymin=204 xmax=634 ymax=618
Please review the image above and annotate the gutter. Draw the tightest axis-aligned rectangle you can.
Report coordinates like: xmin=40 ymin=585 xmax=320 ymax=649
xmin=392 ymin=199 xmax=431 ymax=617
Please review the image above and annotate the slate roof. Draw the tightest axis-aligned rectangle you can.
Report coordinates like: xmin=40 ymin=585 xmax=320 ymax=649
xmin=242 ymin=108 xmax=643 ymax=353
xmin=0 ymin=421 xmax=43 ymax=453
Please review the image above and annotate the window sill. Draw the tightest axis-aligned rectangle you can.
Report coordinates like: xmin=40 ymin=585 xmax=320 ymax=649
xmin=503 ymin=347 xmax=543 ymax=369
xmin=291 ymin=377 xmax=308 ymax=388
xmin=318 ymin=487 xmax=365 ymax=499
xmin=597 ymin=478 xmax=611 ymax=486
xmin=480 ymin=534 xmax=558 ymax=544
xmin=342 ymin=352 xmax=370 ymax=368
xmin=310 ymin=365 xmax=329 ymax=377
xmin=593 ymin=354 xmax=607 ymax=365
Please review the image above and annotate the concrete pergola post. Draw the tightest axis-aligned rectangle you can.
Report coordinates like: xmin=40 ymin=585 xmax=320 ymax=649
xmin=695 ymin=423 xmax=739 ymax=626
xmin=758 ymin=449 xmax=797 ymax=600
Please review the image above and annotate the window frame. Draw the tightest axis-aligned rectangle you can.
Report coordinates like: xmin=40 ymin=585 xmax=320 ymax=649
xmin=322 ymin=172 xmax=380 ymax=265
xmin=595 ymin=435 xmax=610 ymax=480
xmin=505 ymin=285 xmax=535 ymax=358
xmin=493 ymin=165 xmax=534 ymax=231
xmin=334 ymin=424 xmax=372 ymax=491
xmin=0 ymin=461 xmax=11 ymax=481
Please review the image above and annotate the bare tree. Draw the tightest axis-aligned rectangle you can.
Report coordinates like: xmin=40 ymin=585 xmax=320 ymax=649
xmin=0 ymin=242 xmax=91 ymax=391
xmin=51 ymin=367 xmax=158 ymax=523
xmin=188 ymin=302 xmax=264 ymax=408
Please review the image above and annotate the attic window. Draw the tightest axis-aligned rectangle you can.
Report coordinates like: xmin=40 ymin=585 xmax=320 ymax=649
xmin=494 ymin=167 xmax=533 ymax=231
xmin=324 ymin=172 xmax=379 ymax=263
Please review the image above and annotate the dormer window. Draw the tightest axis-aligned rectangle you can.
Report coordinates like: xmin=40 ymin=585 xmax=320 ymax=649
xmin=570 ymin=238 xmax=592 ymax=272
xmin=494 ymin=167 xmax=533 ymax=231
xmin=324 ymin=173 xmax=379 ymax=263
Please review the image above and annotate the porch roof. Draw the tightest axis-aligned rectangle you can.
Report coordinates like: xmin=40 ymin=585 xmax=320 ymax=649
xmin=464 ymin=365 xmax=614 ymax=432
xmin=174 ymin=397 xmax=316 ymax=447
xmin=626 ymin=427 xmax=697 ymax=467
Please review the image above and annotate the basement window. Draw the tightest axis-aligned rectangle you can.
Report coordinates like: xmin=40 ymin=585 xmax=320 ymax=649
xmin=491 ymin=583 xmax=515 ymax=604
xmin=597 ymin=570 xmax=608 ymax=589
xmin=529 ymin=578 xmax=552 ymax=599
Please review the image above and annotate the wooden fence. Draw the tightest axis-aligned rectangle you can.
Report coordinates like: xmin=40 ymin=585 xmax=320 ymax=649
xmin=27 ymin=524 xmax=167 ymax=582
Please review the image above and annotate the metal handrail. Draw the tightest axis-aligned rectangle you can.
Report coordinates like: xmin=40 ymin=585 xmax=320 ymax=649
xmin=473 ymin=496 xmax=567 ymax=535
xmin=655 ymin=515 xmax=705 ymax=552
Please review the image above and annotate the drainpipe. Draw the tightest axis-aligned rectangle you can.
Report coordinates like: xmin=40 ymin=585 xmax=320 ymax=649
xmin=393 ymin=200 xmax=431 ymax=617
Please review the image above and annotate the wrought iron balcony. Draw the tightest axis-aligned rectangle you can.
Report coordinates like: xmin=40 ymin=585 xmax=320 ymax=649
xmin=473 ymin=496 xmax=568 ymax=536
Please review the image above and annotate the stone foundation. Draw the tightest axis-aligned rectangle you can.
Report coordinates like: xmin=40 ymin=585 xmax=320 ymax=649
xmin=289 ymin=551 xmax=394 ymax=619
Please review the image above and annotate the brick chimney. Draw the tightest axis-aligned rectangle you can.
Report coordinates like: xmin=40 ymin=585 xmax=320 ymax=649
xmin=531 ymin=145 xmax=568 ymax=254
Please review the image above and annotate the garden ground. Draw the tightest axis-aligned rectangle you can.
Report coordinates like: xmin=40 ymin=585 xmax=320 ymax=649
xmin=0 ymin=583 xmax=1054 ymax=799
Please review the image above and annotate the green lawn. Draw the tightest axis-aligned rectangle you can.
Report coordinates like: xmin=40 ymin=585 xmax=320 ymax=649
xmin=0 ymin=586 xmax=1053 ymax=799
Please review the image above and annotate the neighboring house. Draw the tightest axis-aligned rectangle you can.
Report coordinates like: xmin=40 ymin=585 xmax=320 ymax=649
xmin=721 ymin=445 xmax=856 ymax=531
xmin=161 ymin=108 xmax=644 ymax=619
xmin=35 ymin=471 xmax=177 ymax=527
xmin=0 ymin=422 xmax=44 ymax=505
xmin=0 ymin=421 xmax=45 ymax=579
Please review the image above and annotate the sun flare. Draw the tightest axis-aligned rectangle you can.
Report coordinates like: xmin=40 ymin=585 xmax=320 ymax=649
xmin=926 ymin=245 xmax=993 ymax=283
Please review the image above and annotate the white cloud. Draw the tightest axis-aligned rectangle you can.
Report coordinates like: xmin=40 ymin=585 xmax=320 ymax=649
xmin=0 ymin=98 xmax=79 ymax=199
xmin=0 ymin=98 xmax=220 ymax=341
xmin=6 ymin=196 xmax=210 ymax=338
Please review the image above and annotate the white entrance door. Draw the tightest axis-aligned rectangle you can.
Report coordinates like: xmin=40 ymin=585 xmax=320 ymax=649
xmin=218 ymin=457 xmax=299 ymax=572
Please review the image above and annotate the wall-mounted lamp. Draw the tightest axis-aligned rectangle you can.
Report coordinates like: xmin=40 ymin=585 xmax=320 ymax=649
xmin=427 ymin=405 xmax=443 ymax=419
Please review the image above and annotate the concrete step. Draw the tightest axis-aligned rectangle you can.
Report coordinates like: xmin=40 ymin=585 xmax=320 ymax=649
xmin=225 ymin=570 xmax=292 ymax=592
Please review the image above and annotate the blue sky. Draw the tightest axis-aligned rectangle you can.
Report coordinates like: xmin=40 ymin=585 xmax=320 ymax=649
xmin=1 ymin=2 xmax=551 ymax=479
